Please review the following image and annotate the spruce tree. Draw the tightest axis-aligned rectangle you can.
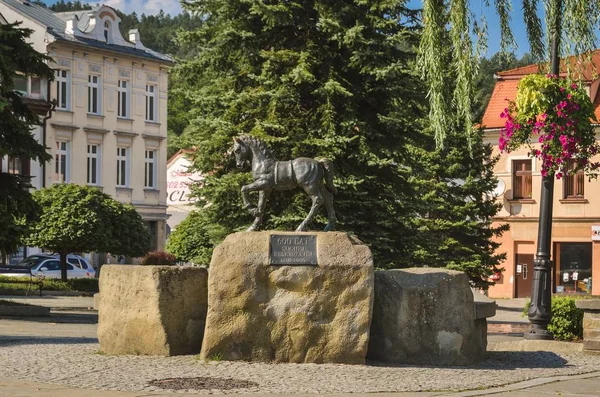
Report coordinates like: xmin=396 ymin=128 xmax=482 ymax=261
xmin=174 ymin=0 xmax=425 ymax=266
xmin=0 ymin=23 xmax=53 ymax=264
xmin=404 ymin=131 xmax=509 ymax=289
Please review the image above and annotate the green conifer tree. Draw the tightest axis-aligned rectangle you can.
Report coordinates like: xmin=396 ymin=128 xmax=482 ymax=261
xmin=173 ymin=0 xmax=425 ymax=266
xmin=404 ymin=131 xmax=509 ymax=289
xmin=0 ymin=23 xmax=53 ymax=264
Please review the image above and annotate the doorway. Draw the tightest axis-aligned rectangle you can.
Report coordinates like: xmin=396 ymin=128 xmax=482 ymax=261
xmin=515 ymin=254 xmax=534 ymax=298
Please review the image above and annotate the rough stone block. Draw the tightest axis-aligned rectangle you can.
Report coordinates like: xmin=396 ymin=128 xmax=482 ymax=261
xmin=200 ymin=231 xmax=374 ymax=364
xmin=578 ymin=300 xmax=600 ymax=352
xmin=367 ymin=268 xmax=489 ymax=366
xmin=98 ymin=265 xmax=208 ymax=356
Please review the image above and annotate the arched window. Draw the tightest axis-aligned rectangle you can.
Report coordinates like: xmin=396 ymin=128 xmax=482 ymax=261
xmin=104 ymin=21 xmax=111 ymax=42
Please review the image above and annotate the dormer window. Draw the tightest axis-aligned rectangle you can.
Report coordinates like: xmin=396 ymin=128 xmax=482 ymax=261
xmin=104 ymin=21 xmax=111 ymax=42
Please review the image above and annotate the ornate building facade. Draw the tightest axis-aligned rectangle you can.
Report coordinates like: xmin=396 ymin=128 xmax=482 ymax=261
xmin=0 ymin=0 xmax=172 ymax=255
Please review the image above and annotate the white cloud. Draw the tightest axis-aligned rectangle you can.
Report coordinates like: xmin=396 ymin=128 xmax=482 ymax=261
xmin=86 ymin=0 xmax=182 ymax=16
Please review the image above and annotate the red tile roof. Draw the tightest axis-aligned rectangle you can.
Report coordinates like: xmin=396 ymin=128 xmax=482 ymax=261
xmin=481 ymin=79 xmax=519 ymax=129
xmin=498 ymin=51 xmax=600 ymax=80
xmin=483 ymin=51 xmax=600 ymax=129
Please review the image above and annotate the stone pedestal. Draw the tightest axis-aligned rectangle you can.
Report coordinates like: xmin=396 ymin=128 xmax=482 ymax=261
xmin=575 ymin=299 xmax=600 ymax=351
xmin=367 ymin=268 xmax=494 ymax=365
xmin=200 ymin=231 xmax=374 ymax=364
xmin=98 ymin=265 xmax=208 ymax=356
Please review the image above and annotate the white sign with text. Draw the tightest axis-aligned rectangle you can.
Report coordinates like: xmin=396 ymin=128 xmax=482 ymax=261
xmin=166 ymin=155 xmax=202 ymax=205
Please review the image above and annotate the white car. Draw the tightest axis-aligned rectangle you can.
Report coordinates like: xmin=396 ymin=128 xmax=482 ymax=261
xmin=14 ymin=254 xmax=96 ymax=279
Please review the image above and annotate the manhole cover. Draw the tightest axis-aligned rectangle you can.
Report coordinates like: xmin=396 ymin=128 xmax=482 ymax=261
xmin=149 ymin=377 xmax=259 ymax=390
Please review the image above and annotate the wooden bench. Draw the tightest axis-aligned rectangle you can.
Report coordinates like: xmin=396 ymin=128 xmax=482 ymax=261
xmin=0 ymin=266 xmax=44 ymax=296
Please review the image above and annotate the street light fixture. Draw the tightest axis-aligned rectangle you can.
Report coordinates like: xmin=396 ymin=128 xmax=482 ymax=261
xmin=525 ymin=0 xmax=562 ymax=340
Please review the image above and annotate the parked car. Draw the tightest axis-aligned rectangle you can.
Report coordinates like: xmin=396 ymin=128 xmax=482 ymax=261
xmin=0 ymin=254 xmax=96 ymax=279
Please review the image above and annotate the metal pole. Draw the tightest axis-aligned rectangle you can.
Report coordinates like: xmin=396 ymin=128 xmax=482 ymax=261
xmin=525 ymin=0 xmax=561 ymax=340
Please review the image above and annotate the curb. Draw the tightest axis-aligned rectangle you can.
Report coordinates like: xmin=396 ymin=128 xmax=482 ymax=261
xmin=0 ymin=305 xmax=50 ymax=317
xmin=488 ymin=339 xmax=584 ymax=353
xmin=433 ymin=370 xmax=600 ymax=396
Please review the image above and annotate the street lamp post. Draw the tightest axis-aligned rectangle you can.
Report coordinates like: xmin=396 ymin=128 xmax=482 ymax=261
xmin=525 ymin=0 xmax=561 ymax=340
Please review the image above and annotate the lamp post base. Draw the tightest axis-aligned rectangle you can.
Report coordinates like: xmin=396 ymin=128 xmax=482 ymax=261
xmin=524 ymin=325 xmax=553 ymax=340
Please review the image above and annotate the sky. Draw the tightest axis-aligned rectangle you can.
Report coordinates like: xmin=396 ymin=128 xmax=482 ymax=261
xmin=42 ymin=0 xmax=183 ymax=17
xmin=42 ymin=0 xmax=532 ymax=58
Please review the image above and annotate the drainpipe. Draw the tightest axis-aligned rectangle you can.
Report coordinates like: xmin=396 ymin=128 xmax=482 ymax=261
xmin=41 ymin=79 xmax=55 ymax=188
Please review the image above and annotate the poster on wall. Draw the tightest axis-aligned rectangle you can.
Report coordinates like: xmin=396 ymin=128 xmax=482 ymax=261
xmin=592 ymin=225 xmax=600 ymax=241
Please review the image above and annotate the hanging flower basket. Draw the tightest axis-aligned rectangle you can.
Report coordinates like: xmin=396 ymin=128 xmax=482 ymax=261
xmin=499 ymin=74 xmax=600 ymax=179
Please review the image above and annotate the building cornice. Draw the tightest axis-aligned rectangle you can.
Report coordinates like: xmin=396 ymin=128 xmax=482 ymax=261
xmin=50 ymin=122 xmax=78 ymax=131
xmin=113 ymin=130 xmax=137 ymax=137
xmin=141 ymin=134 xmax=166 ymax=141
xmin=83 ymin=126 xmax=110 ymax=134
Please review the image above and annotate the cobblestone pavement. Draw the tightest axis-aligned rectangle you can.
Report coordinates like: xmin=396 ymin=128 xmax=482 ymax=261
xmin=1 ymin=296 xmax=599 ymax=396
xmin=2 ymin=338 xmax=600 ymax=394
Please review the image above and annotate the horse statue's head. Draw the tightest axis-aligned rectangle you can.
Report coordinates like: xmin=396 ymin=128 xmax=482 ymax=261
xmin=233 ymin=136 xmax=252 ymax=169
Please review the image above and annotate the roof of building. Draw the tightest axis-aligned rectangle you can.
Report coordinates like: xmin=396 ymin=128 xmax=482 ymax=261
xmin=167 ymin=148 xmax=195 ymax=169
xmin=498 ymin=51 xmax=600 ymax=81
xmin=480 ymin=79 xmax=519 ymax=129
xmin=0 ymin=0 xmax=172 ymax=64
xmin=482 ymin=52 xmax=600 ymax=129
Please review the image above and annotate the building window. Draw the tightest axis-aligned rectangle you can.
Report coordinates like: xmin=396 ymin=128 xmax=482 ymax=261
xmin=104 ymin=21 xmax=111 ymax=42
xmin=144 ymin=150 xmax=156 ymax=188
xmin=117 ymin=80 xmax=129 ymax=118
xmin=13 ymin=75 xmax=28 ymax=95
xmin=7 ymin=156 xmax=29 ymax=176
xmin=145 ymin=84 xmax=157 ymax=122
xmin=513 ymin=160 xmax=532 ymax=199
xmin=55 ymin=70 xmax=69 ymax=110
xmin=87 ymin=75 xmax=101 ymax=114
xmin=55 ymin=141 xmax=69 ymax=183
xmin=116 ymin=147 xmax=129 ymax=187
xmin=564 ymin=160 xmax=585 ymax=199
xmin=87 ymin=144 xmax=100 ymax=185
xmin=30 ymin=77 xmax=42 ymax=98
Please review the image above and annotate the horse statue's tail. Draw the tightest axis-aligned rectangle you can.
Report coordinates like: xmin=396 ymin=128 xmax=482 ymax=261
xmin=318 ymin=159 xmax=337 ymax=195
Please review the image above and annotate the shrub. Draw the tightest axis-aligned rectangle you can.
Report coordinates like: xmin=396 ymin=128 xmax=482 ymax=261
xmin=140 ymin=251 xmax=178 ymax=266
xmin=67 ymin=278 xmax=99 ymax=293
xmin=0 ymin=275 xmax=98 ymax=293
xmin=523 ymin=296 xmax=584 ymax=341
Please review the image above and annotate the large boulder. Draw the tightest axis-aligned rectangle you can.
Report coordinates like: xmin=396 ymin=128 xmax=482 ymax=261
xmin=367 ymin=268 xmax=488 ymax=365
xmin=200 ymin=231 xmax=374 ymax=364
xmin=98 ymin=265 xmax=208 ymax=356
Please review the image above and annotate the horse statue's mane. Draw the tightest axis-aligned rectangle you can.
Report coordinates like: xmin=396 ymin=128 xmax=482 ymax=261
xmin=238 ymin=135 xmax=276 ymax=160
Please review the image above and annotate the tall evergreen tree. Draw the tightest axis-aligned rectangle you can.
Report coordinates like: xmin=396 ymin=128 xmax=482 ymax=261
xmin=174 ymin=0 xmax=425 ymax=266
xmin=0 ymin=23 xmax=53 ymax=264
xmin=404 ymin=131 xmax=509 ymax=289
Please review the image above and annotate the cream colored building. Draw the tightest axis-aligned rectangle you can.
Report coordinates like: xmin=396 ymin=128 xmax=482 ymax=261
xmin=482 ymin=57 xmax=600 ymax=298
xmin=0 ymin=0 xmax=173 ymax=252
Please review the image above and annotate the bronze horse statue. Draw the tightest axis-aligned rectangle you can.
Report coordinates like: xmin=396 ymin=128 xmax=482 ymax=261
xmin=232 ymin=135 xmax=337 ymax=232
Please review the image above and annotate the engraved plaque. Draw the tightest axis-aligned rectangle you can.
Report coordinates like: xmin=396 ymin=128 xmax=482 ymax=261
xmin=270 ymin=234 xmax=317 ymax=266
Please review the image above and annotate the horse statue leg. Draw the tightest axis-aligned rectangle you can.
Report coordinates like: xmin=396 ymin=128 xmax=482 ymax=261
xmin=247 ymin=190 xmax=271 ymax=231
xmin=322 ymin=184 xmax=337 ymax=231
xmin=296 ymin=188 xmax=324 ymax=232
